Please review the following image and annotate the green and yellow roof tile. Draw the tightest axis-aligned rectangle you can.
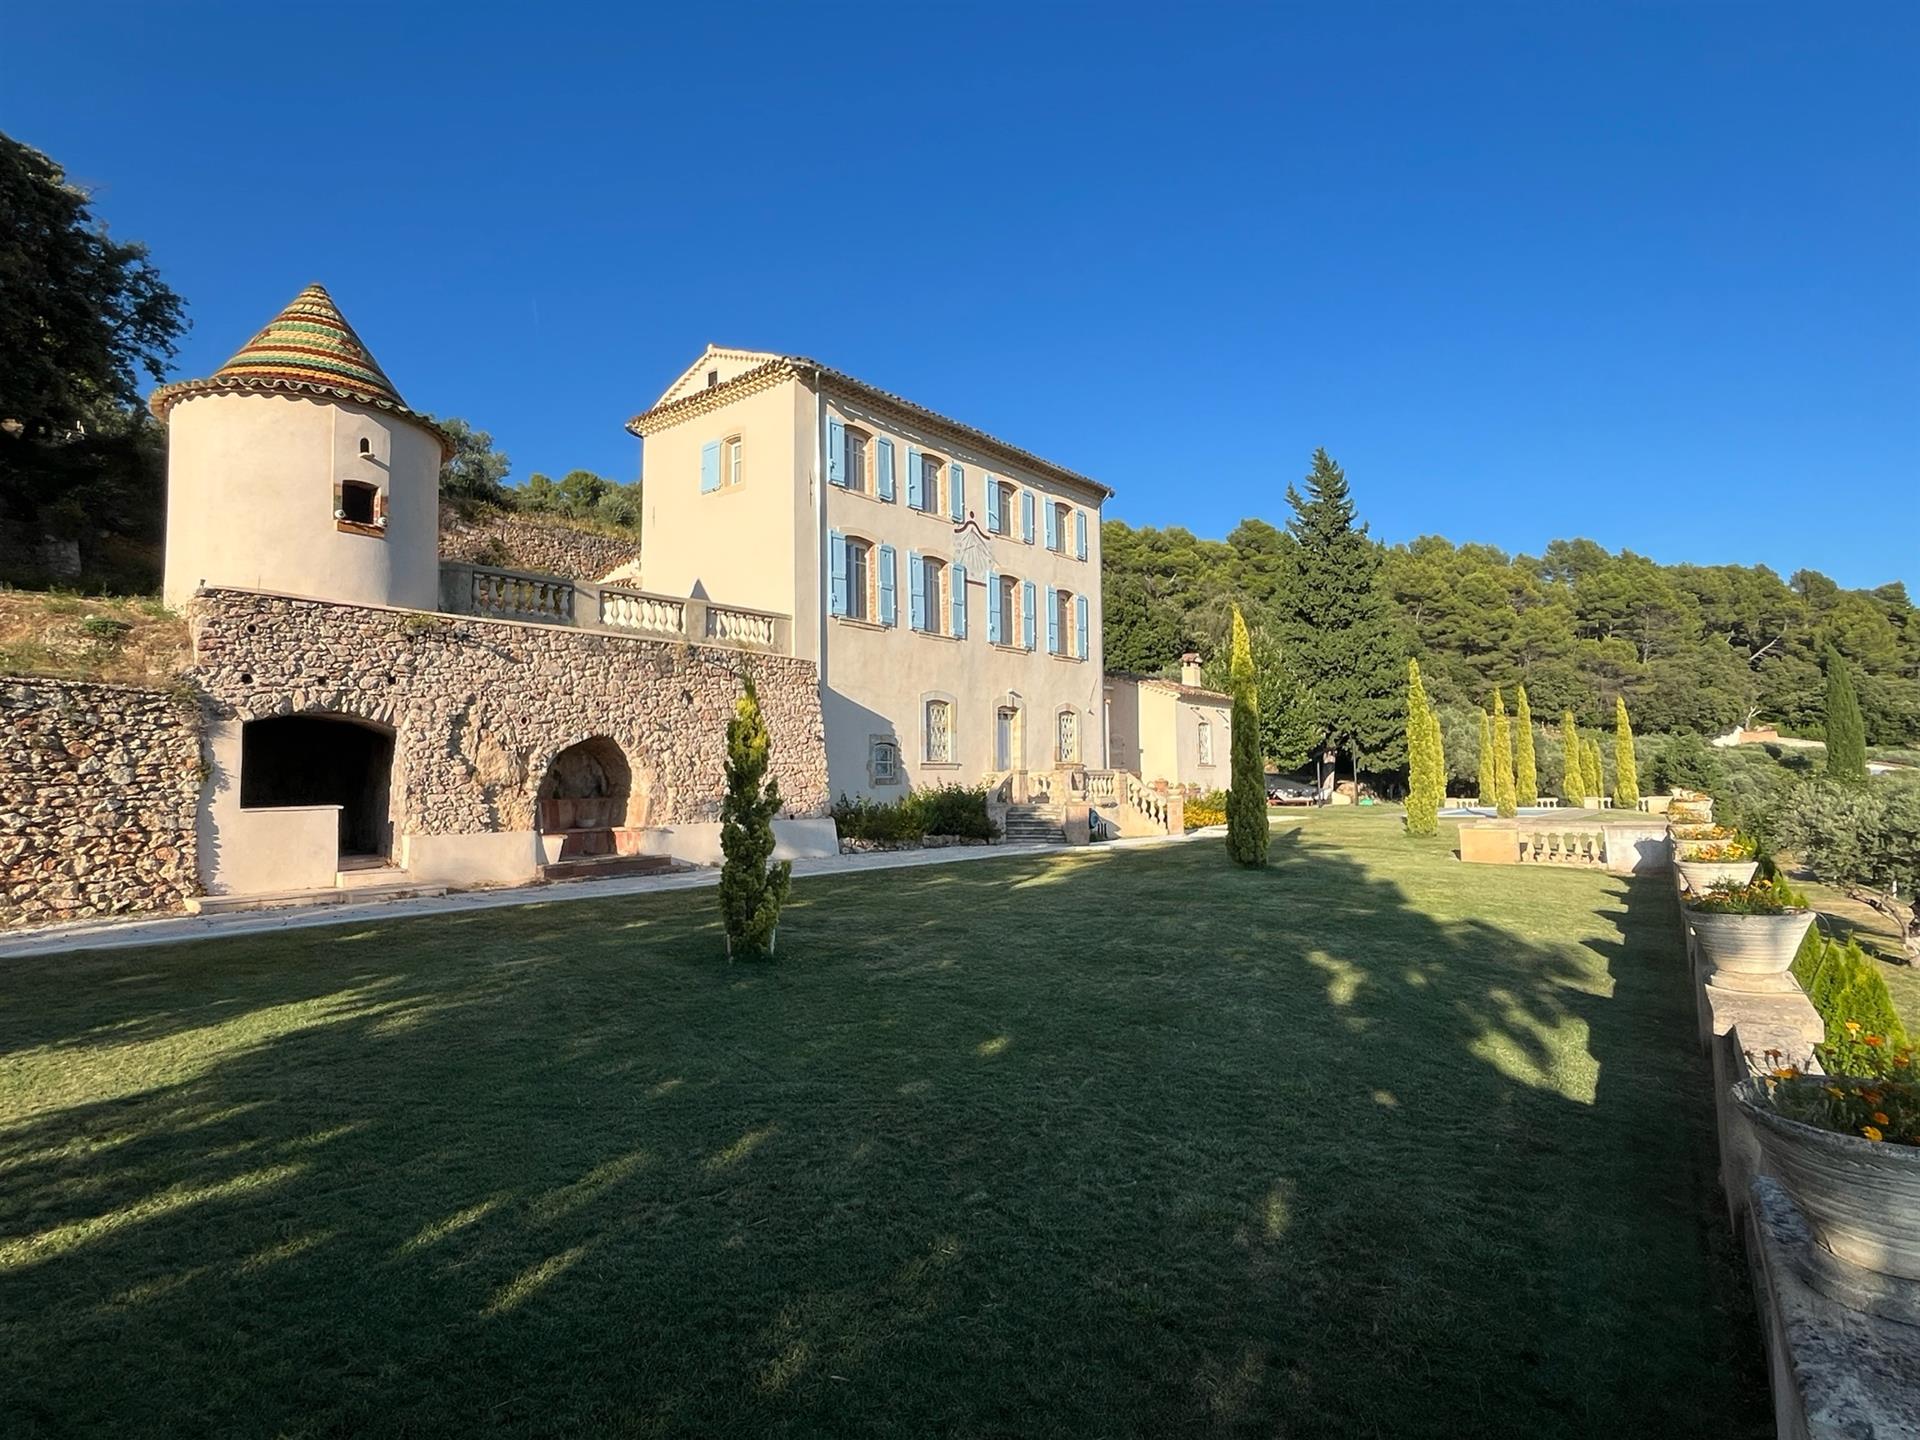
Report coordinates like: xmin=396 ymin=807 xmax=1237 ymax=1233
xmin=150 ymin=283 xmax=452 ymax=457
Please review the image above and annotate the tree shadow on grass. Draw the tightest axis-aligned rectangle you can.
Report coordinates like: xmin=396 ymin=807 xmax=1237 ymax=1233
xmin=0 ymin=819 xmax=1770 ymax=1438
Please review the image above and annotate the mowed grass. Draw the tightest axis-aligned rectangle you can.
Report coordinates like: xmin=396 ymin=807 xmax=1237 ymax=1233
xmin=0 ymin=812 xmax=1767 ymax=1438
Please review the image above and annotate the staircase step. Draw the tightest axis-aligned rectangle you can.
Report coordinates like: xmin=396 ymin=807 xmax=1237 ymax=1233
xmin=540 ymin=854 xmax=678 ymax=883
xmin=188 ymin=880 xmax=449 ymax=915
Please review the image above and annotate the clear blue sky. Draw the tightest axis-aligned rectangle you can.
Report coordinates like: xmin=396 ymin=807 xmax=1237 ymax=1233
xmin=12 ymin=3 xmax=1916 ymax=587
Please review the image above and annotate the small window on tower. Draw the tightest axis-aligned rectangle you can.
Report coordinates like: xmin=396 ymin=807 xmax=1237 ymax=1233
xmin=358 ymin=437 xmax=372 ymax=456
xmin=339 ymin=481 xmax=378 ymax=526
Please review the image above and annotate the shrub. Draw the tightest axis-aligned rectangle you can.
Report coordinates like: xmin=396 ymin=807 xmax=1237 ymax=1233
xmin=1684 ymin=876 xmax=1806 ymax=915
xmin=831 ymin=793 xmax=925 ymax=845
xmin=830 ymin=784 xmax=999 ymax=845
xmin=717 ymin=675 xmax=791 ymax=958
xmin=1225 ymin=608 xmax=1269 ymax=866
xmin=1185 ymin=790 xmax=1228 ymax=831
xmin=1797 ymin=932 xmax=1913 ymax=1076
xmin=1650 ymin=732 xmax=1722 ymax=795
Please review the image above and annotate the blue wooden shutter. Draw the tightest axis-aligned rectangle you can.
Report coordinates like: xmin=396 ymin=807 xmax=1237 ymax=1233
xmin=987 ymin=570 xmax=1001 ymax=640
xmin=1044 ymin=502 xmax=1059 ymax=551
xmin=876 ymin=437 xmax=895 ymax=502
xmin=1022 ymin=581 xmax=1037 ymax=650
xmin=948 ymin=462 xmax=964 ymax=520
xmin=700 ymin=441 xmax=721 ymax=493
xmin=827 ymin=419 xmax=846 ymax=488
xmin=951 ymin=564 xmax=967 ymax=638
xmin=907 ymin=447 xmax=923 ymax=509
xmin=828 ymin=530 xmax=847 ymax=616
xmin=985 ymin=478 xmax=1001 ymax=533
xmin=1045 ymin=586 xmax=1060 ymax=653
xmin=1075 ymin=594 xmax=1089 ymax=659
xmin=878 ymin=544 xmax=897 ymax=625
xmin=909 ymin=551 xmax=925 ymax=631
xmin=1021 ymin=489 xmax=1035 ymax=544
xmin=1074 ymin=509 xmax=1088 ymax=561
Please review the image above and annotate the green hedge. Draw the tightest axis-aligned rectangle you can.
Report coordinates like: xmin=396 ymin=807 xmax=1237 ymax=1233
xmin=1790 ymin=925 xmax=1911 ymax=1075
xmin=832 ymin=785 xmax=998 ymax=845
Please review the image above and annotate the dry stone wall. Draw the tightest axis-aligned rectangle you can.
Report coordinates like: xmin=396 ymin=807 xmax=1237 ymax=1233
xmin=439 ymin=505 xmax=640 ymax=582
xmin=190 ymin=589 xmax=828 ymax=833
xmin=1 ymin=679 xmax=200 ymax=927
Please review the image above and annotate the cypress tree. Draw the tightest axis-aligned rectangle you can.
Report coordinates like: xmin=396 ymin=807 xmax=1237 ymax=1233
xmin=1585 ymin=738 xmax=1606 ymax=806
xmin=1613 ymin=697 xmax=1641 ymax=808
xmin=1491 ymin=688 xmax=1517 ymax=817
xmin=1560 ymin=710 xmax=1585 ymax=802
xmin=1822 ymin=647 xmax=1869 ymax=786
xmin=1478 ymin=710 xmax=1496 ymax=807
xmin=1514 ymin=685 xmax=1538 ymax=806
xmin=718 ymin=673 xmax=792 ymax=957
xmin=1405 ymin=659 xmax=1438 ymax=837
xmin=1428 ymin=708 xmax=1447 ymax=811
xmin=1226 ymin=608 xmax=1269 ymax=865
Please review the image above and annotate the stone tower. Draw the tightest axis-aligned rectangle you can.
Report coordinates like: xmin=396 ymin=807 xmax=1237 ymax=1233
xmin=150 ymin=283 xmax=451 ymax=612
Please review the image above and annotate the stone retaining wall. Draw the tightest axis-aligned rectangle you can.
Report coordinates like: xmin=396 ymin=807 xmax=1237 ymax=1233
xmin=189 ymin=588 xmax=828 ymax=836
xmin=0 ymin=679 xmax=199 ymax=927
xmin=438 ymin=505 xmax=639 ymax=582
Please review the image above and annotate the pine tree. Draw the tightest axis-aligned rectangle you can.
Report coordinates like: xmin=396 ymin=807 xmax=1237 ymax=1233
xmin=1274 ymin=450 xmax=1405 ymax=790
xmin=1514 ymin=686 xmax=1538 ymax=806
xmin=1477 ymin=710 xmax=1497 ymax=807
xmin=1612 ymin=697 xmax=1641 ymax=808
xmin=1491 ymin=688 xmax=1517 ymax=817
xmin=1560 ymin=710 xmax=1585 ymax=802
xmin=1585 ymin=738 xmax=1606 ymax=806
xmin=1225 ymin=607 xmax=1270 ymax=866
xmin=1822 ymin=647 xmax=1869 ymax=786
xmin=1405 ymin=659 xmax=1439 ymax=837
xmin=717 ymin=673 xmax=792 ymax=957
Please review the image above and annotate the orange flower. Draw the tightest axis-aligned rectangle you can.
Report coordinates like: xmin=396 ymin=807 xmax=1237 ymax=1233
xmin=1825 ymin=1085 xmax=1846 ymax=1099
xmin=1863 ymin=1125 xmax=1884 ymax=1143
xmin=1866 ymin=1034 xmax=1885 ymax=1048
xmin=1874 ymin=1112 xmax=1891 ymax=1126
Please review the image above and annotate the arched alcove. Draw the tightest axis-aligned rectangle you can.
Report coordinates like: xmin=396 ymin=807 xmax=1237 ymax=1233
xmin=240 ymin=713 xmax=395 ymax=859
xmin=537 ymin=737 xmax=636 ymax=857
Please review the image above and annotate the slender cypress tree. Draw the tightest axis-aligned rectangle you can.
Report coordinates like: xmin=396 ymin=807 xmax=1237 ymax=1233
xmin=1427 ymin=708 xmax=1447 ymax=810
xmin=718 ymin=673 xmax=792 ymax=957
xmin=1612 ymin=697 xmax=1641 ymax=808
xmin=1560 ymin=710 xmax=1585 ymax=803
xmin=1514 ymin=686 xmax=1538 ymax=806
xmin=1585 ymin=738 xmax=1606 ymax=806
xmin=1478 ymin=710 xmax=1497 ymax=807
xmin=1405 ymin=659 xmax=1438 ymax=837
xmin=1491 ymin=688 xmax=1517 ymax=817
xmin=1226 ymin=607 xmax=1269 ymax=865
xmin=1822 ymin=647 xmax=1869 ymax=786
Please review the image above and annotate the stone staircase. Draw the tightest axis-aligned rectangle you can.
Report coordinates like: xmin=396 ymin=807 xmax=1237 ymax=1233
xmin=1001 ymin=803 xmax=1067 ymax=846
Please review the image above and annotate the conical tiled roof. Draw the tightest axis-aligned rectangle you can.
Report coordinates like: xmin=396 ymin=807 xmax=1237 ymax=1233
xmin=151 ymin=283 xmax=452 ymax=456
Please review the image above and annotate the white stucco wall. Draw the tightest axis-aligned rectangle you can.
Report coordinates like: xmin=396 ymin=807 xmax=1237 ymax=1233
xmin=1135 ymin=686 xmax=1231 ymax=791
xmin=163 ymin=391 xmax=441 ymax=612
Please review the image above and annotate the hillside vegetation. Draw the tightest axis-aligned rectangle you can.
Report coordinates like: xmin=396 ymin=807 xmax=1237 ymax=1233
xmin=0 ymin=591 xmax=190 ymax=685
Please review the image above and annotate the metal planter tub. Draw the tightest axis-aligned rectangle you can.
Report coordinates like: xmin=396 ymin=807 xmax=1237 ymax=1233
xmin=1735 ymin=1079 xmax=1920 ymax=1281
xmin=1686 ymin=908 xmax=1815 ymax=992
xmin=1675 ymin=858 xmax=1759 ymax=893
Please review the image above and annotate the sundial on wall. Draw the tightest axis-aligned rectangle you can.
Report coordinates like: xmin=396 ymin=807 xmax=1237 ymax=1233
xmin=952 ymin=515 xmax=993 ymax=580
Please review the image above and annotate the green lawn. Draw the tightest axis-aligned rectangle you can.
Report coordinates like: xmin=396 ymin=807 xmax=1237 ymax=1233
xmin=0 ymin=812 xmax=1767 ymax=1438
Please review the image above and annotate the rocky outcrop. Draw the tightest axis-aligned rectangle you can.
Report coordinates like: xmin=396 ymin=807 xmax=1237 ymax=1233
xmin=0 ymin=679 xmax=200 ymax=927
xmin=438 ymin=504 xmax=640 ymax=583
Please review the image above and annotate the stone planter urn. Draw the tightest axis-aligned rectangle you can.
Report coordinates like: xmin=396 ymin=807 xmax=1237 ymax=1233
xmin=539 ymin=832 xmax=568 ymax=865
xmin=1669 ymin=796 xmax=1714 ymax=825
xmin=1735 ymin=1079 xmax=1920 ymax=1281
xmin=1675 ymin=857 xmax=1760 ymax=893
xmin=1687 ymin=907 xmax=1815 ymax=991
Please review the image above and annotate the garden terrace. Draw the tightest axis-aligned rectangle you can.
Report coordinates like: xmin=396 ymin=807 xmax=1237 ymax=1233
xmin=0 ymin=812 xmax=1767 ymax=1437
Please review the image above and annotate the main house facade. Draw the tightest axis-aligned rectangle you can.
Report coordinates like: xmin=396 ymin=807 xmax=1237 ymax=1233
xmin=628 ymin=347 xmax=1111 ymax=802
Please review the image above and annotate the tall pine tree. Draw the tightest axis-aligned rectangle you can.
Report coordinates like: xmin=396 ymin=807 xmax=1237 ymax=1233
xmin=1822 ymin=648 xmax=1869 ymax=786
xmin=1274 ymin=449 xmax=1404 ymax=790
xmin=1225 ymin=607 xmax=1270 ymax=865
xmin=1405 ymin=659 xmax=1439 ymax=837
xmin=1514 ymin=686 xmax=1538 ymax=806
xmin=1613 ymin=697 xmax=1641 ymax=808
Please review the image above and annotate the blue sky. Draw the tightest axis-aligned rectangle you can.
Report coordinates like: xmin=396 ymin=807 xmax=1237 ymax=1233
xmin=12 ymin=3 xmax=1916 ymax=587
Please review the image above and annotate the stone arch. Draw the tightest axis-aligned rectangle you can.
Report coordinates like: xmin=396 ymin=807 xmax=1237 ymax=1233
xmin=537 ymin=736 xmax=636 ymax=832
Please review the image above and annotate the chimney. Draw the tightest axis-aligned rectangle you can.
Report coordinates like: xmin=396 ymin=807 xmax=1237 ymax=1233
xmin=1180 ymin=652 xmax=1203 ymax=688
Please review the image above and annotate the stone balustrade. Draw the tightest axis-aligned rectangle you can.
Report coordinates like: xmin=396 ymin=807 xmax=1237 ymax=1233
xmin=440 ymin=563 xmax=792 ymax=655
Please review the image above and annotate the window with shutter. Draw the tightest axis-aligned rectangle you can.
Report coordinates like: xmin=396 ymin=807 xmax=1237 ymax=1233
xmin=1022 ymin=580 xmax=1037 ymax=649
xmin=1075 ymin=594 xmax=1089 ymax=660
xmin=950 ymin=563 xmax=967 ymax=638
xmin=909 ymin=550 xmax=926 ymax=630
xmin=876 ymin=437 xmax=896 ymax=501
xmin=948 ymin=462 xmax=964 ymax=521
xmin=1074 ymin=509 xmax=1088 ymax=561
xmin=826 ymin=419 xmax=845 ymax=488
xmin=700 ymin=441 xmax=721 ymax=494
xmin=878 ymin=544 xmax=897 ymax=626
xmin=828 ymin=530 xmax=847 ymax=616
xmin=1021 ymin=489 xmax=1035 ymax=544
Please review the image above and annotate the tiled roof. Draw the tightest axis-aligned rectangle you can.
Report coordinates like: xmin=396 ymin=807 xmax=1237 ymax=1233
xmin=150 ymin=284 xmax=452 ymax=457
xmin=1138 ymin=678 xmax=1232 ymax=704
xmin=626 ymin=351 xmax=1114 ymax=500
